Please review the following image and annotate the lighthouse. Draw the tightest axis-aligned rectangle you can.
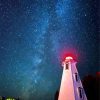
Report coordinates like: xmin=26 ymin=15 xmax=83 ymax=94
xmin=58 ymin=56 xmax=87 ymax=100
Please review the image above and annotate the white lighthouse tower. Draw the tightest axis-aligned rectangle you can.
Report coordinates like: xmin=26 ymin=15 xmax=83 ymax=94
xmin=58 ymin=56 xmax=87 ymax=100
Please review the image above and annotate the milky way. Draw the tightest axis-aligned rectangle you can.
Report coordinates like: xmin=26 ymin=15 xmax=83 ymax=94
xmin=0 ymin=0 xmax=99 ymax=100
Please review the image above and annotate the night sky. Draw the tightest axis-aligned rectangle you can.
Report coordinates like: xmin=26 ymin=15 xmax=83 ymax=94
xmin=0 ymin=0 xmax=99 ymax=100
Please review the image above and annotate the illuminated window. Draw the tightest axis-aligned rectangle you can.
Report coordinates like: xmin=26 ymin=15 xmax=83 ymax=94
xmin=75 ymin=73 xmax=79 ymax=82
xmin=6 ymin=98 xmax=15 ymax=100
xmin=65 ymin=63 xmax=68 ymax=69
xmin=78 ymin=87 xmax=84 ymax=99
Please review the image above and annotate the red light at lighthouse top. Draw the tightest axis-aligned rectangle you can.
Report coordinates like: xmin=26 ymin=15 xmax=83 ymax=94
xmin=64 ymin=56 xmax=74 ymax=62
xmin=65 ymin=56 xmax=73 ymax=60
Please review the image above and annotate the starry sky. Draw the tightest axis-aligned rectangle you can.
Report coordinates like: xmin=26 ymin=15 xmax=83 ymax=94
xmin=0 ymin=0 xmax=99 ymax=100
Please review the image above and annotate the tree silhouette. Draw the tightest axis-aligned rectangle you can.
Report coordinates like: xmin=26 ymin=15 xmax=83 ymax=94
xmin=82 ymin=72 xmax=100 ymax=100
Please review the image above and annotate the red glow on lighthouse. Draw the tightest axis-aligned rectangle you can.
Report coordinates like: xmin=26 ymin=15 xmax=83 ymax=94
xmin=60 ymin=52 xmax=78 ymax=62
xmin=59 ymin=48 xmax=79 ymax=62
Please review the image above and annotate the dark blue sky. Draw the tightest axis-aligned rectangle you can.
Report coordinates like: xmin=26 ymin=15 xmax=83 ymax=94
xmin=0 ymin=0 xmax=99 ymax=100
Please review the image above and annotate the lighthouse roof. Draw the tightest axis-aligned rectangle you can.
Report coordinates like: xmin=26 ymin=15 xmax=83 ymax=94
xmin=65 ymin=56 xmax=73 ymax=60
xmin=64 ymin=56 xmax=74 ymax=62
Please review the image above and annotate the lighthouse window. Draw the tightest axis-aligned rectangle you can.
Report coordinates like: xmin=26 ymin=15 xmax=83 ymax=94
xmin=78 ymin=87 xmax=83 ymax=99
xmin=65 ymin=63 xmax=68 ymax=69
xmin=75 ymin=73 xmax=79 ymax=82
